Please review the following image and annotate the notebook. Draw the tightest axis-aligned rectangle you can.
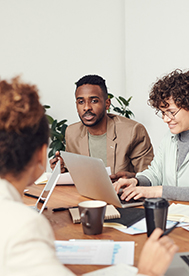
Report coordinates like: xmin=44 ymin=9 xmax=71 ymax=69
xmin=168 ymin=203 xmax=189 ymax=222
xmin=31 ymin=160 xmax=60 ymax=214
xmin=104 ymin=207 xmax=145 ymax=228
xmin=62 ymin=152 xmax=144 ymax=208
xmin=69 ymin=204 xmax=120 ymax=223
xmin=165 ymin=252 xmax=189 ymax=276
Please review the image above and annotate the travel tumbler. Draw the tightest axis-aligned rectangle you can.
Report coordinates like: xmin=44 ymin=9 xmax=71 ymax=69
xmin=144 ymin=198 xmax=169 ymax=237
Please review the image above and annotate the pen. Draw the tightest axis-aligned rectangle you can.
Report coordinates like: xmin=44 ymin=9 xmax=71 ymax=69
xmin=24 ymin=192 xmax=45 ymax=204
xmin=160 ymin=221 xmax=180 ymax=237
xmin=52 ymin=206 xmax=78 ymax=212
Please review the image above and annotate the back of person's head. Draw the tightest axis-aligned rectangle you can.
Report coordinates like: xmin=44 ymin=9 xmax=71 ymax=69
xmin=75 ymin=74 xmax=108 ymax=99
xmin=148 ymin=69 xmax=189 ymax=110
xmin=0 ymin=76 xmax=49 ymax=177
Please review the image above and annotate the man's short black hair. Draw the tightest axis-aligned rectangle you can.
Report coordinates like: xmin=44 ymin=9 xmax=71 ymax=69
xmin=75 ymin=75 xmax=108 ymax=99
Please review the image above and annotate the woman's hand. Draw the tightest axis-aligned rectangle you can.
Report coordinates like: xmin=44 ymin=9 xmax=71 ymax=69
xmin=138 ymin=228 xmax=178 ymax=276
xmin=121 ymin=186 xmax=163 ymax=201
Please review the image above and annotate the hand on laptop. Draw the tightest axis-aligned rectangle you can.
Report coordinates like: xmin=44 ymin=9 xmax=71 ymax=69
xmin=137 ymin=228 xmax=178 ymax=276
xmin=120 ymin=185 xmax=162 ymax=201
xmin=113 ymin=178 xmax=162 ymax=201
xmin=50 ymin=151 xmax=67 ymax=173
xmin=110 ymin=171 xmax=136 ymax=183
xmin=113 ymin=177 xmax=138 ymax=193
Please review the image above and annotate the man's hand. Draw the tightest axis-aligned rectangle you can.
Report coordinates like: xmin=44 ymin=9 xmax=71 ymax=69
xmin=110 ymin=171 xmax=136 ymax=183
xmin=138 ymin=228 xmax=178 ymax=276
xmin=49 ymin=151 xmax=67 ymax=173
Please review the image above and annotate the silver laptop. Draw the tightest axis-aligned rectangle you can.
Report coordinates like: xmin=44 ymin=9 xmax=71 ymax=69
xmin=62 ymin=152 xmax=143 ymax=208
xmin=165 ymin=252 xmax=189 ymax=276
xmin=32 ymin=160 xmax=60 ymax=214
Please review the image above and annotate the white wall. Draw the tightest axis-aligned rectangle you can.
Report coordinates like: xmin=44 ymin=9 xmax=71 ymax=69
xmin=125 ymin=0 xmax=189 ymax=152
xmin=0 ymin=0 xmax=126 ymax=125
xmin=1 ymin=0 xmax=189 ymax=161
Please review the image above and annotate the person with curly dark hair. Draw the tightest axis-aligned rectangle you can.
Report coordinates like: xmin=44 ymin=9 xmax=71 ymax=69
xmin=0 ymin=76 xmax=75 ymax=276
xmin=113 ymin=69 xmax=189 ymax=202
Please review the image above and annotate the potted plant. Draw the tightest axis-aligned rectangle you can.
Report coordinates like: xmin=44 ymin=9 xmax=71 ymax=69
xmin=43 ymin=105 xmax=68 ymax=158
xmin=108 ymin=93 xmax=134 ymax=118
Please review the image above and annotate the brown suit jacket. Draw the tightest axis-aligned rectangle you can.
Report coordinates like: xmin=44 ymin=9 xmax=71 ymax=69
xmin=65 ymin=114 xmax=153 ymax=174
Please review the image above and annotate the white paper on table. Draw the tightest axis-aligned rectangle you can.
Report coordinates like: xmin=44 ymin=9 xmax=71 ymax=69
xmin=35 ymin=166 xmax=112 ymax=185
xmin=54 ymin=240 xmax=134 ymax=265
xmin=117 ymin=218 xmax=147 ymax=235
xmin=168 ymin=203 xmax=189 ymax=222
xmin=46 ymin=172 xmax=74 ymax=185
xmin=112 ymin=218 xmax=179 ymax=235
xmin=34 ymin=172 xmax=48 ymax=184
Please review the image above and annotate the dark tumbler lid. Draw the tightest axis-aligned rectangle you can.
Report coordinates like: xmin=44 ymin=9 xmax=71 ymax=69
xmin=143 ymin=198 xmax=169 ymax=209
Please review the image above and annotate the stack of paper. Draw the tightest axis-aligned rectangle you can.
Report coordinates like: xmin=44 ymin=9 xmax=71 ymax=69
xmin=54 ymin=240 xmax=134 ymax=265
xmin=168 ymin=203 xmax=189 ymax=222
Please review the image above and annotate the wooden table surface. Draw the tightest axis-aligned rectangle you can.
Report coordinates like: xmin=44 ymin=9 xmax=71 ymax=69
xmin=23 ymin=184 xmax=189 ymax=276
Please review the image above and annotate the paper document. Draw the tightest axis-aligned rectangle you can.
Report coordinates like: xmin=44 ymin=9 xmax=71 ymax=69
xmin=54 ymin=240 xmax=134 ymax=265
xmin=168 ymin=203 xmax=189 ymax=222
xmin=35 ymin=172 xmax=48 ymax=184
xmin=35 ymin=166 xmax=111 ymax=185
xmin=46 ymin=172 xmax=74 ymax=185
xmin=114 ymin=218 xmax=178 ymax=235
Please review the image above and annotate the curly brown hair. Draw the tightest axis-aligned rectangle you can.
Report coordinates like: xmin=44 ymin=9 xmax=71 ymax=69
xmin=148 ymin=69 xmax=189 ymax=110
xmin=0 ymin=76 xmax=49 ymax=177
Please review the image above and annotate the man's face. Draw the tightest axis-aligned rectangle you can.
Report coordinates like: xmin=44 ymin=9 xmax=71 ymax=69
xmin=160 ymin=97 xmax=189 ymax=134
xmin=75 ymin=84 xmax=110 ymax=127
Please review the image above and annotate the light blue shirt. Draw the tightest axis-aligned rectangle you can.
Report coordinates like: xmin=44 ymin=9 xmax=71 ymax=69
xmin=136 ymin=131 xmax=189 ymax=200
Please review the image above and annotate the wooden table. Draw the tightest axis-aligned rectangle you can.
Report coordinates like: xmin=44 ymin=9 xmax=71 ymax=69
xmin=23 ymin=184 xmax=189 ymax=276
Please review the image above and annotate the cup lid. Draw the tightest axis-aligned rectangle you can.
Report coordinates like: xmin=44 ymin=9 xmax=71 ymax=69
xmin=143 ymin=198 xmax=169 ymax=209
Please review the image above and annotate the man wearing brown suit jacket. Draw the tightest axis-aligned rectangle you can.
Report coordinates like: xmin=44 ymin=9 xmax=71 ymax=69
xmin=50 ymin=75 xmax=153 ymax=180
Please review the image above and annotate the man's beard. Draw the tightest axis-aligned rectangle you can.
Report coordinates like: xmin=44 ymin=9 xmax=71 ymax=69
xmin=79 ymin=110 xmax=106 ymax=127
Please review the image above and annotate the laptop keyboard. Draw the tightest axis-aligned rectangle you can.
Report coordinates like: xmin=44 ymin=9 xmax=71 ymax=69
xmin=118 ymin=194 xmax=144 ymax=205
xmin=181 ymin=255 xmax=189 ymax=266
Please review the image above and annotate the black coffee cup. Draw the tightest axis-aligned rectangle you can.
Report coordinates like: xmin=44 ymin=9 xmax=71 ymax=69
xmin=144 ymin=198 xmax=169 ymax=237
xmin=78 ymin=200 xmax=107 ymax=235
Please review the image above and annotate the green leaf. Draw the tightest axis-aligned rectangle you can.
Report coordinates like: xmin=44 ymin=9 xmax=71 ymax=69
xmin=118 ymin=96 xmax=129 ymax=106
xmin=49 ymin=140 xmax=64 ymax=156
xmin=108 ymin=93 xmax=114 ymax=99
xmin=46 ymin=114 xmax=54 ymax=124
xmin=43 ymin=105 xmax=51 ymax=113
xmin=61 ymin=124 xmax=68 ymax=136
xmin=43 ymin=105 xmax=51 ymax=109
xmin=51 ymin=120 xmax=57 ymax=130
xmin=48 ymin=149 xmax=54 ymax=158
xmin=127 ymin=96 xmax=132 ymax=102
xmin=57 ymin=119 xmax=68 ymax=127
xmin=115 ymin=97 xmax=123 ymax=107
xmin=49 ymin=140 xmax=61 ymax=148
xmin=113 ymin=107 xmax=122 ymax=113
xmin=50 ymin=129 xmax=63 ymax=140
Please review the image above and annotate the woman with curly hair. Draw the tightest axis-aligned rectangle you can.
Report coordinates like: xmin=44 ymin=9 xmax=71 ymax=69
xmin=114 ymin=69 xmax=189 ymax=202
xmin=0 ymin=76 xmax=74 ymax=275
